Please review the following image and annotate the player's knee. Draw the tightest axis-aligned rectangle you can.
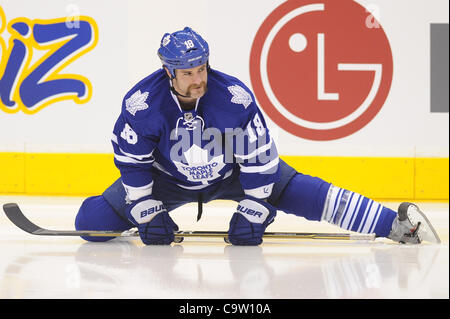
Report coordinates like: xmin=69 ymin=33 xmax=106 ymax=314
xmin=75 ymin=195 xmax=116 ymax=242
xmin=276 ymin=173 xmax=330 ymax=220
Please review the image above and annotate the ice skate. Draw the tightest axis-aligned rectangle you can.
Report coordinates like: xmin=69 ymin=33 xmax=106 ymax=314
xmin=388 ymin=202 xmax=441 ymax=244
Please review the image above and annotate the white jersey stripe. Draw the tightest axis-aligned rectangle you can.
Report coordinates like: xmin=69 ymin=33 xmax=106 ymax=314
xmin=239 ymin=157 xmax=279 ymax=173
xmin=234 ymin=138 xmax=274 ymax=160
xmin=114 ymin=153 xmax=154 ymax=164
xmin=112 ymin=134 xmax=154 ymax=160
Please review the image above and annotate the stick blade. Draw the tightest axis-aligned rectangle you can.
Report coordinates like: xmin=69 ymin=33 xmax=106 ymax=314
xmin=3 ymin=203 xmax=41 ymax=234
xmin=3 ymin=202 xmax=134 ymax=237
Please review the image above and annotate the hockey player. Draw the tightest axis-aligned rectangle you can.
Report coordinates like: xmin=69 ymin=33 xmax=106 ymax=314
xmin=74 ymin=27 xmax=440 ymax=246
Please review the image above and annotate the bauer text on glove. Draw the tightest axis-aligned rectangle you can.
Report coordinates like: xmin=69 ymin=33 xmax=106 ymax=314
xmin=227 ymin=196 xmax=276 ymax=245
xmin=125 ymin=195 xmax=178 ymax=245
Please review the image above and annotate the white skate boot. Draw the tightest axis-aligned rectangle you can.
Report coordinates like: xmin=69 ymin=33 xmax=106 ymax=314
xmin=388 ymin=202 xmax=441 ymax=244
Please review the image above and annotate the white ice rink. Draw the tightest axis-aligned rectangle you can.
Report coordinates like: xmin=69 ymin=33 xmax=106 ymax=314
xmin=0 ymin=195 xmax=448 ymax=299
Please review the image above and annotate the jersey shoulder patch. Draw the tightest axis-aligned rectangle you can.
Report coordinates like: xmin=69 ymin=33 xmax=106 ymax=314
xmin=125 ymin=89 xmax=149 ymax=116
xmin=121 ymin=69 xmax=167 ymax=118
xmin=227 ymin=84 xmax=253 ymax=109
xmin=208 ymin=70 xmax=255 ymax=113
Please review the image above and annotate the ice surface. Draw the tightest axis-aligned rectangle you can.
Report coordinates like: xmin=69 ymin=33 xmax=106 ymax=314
xmin=0 ymin=195 xmax=448 ymax=299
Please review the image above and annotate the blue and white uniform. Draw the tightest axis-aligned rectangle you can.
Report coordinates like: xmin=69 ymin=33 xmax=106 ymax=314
xmin=75 ymin=27 xmax=398 ymax=243
xmin=112 ymin=68 xmax=279 ymax=202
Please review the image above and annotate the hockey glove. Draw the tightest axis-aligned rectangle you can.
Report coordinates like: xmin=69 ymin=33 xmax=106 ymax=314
xmin=125 ymin=195 xmax=178 ymax=245
xmin=227 ymin=196 xmax=277 ymax=246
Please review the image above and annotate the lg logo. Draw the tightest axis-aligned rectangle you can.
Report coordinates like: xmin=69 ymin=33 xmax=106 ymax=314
xmin=250 ymin=0 xmax=393 ymax=140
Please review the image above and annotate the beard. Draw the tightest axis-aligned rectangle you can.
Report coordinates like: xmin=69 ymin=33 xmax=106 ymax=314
xmin=186 ymin=81 xmax=207 ymax=98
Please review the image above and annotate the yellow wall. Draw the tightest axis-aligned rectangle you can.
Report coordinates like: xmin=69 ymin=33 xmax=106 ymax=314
xmin=282 ymin=156 xmax=448 ymax=200
xmin=0 ymin=152 xmax=448 ymax=200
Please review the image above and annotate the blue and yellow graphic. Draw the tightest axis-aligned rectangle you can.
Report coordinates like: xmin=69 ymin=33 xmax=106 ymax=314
xmin=0 ymin=6 xmax=98 ymax=114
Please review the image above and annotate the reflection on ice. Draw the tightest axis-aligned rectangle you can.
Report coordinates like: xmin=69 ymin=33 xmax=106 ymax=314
xmin=1 ymin=239 xmax=443 ymax=298
xmin=0 ymin=198 xmax=447 ymax=299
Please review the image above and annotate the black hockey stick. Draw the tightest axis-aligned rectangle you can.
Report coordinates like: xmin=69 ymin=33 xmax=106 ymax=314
xmin=3 ymin=202 xmax=376 ymax=241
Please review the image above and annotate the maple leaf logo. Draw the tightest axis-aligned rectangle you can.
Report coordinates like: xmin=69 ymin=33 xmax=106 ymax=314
xmin=173 ymin=144 xmax=225 ymax=185
xmin=125 ymin=90 xmax=149 ymax=116
xmin=228 ymin=85 xmax=252 ymax=108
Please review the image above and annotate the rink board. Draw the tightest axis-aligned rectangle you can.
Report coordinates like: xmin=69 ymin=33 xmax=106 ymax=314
xmin=0 ymin=152 xmax=448 ymax=200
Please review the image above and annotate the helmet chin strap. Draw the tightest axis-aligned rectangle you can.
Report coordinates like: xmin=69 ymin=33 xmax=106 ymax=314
xmin=169 ymin=81 xmax=192 ymax=99
xmin=169 ymin=79 xmax=199 ymax=111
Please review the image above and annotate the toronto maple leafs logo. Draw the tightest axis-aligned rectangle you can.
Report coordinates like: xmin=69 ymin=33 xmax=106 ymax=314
xmin=125 ymin=90 xmax=149 ymax=116
xmin=173 ymin=144 xmax=225 ymax=185
xmin=228 ymin=85 xmax=252 ymax=109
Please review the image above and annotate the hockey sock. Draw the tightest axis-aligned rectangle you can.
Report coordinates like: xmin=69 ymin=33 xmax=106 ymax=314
xmin=321 ymin=185 xmax=397 ymax=237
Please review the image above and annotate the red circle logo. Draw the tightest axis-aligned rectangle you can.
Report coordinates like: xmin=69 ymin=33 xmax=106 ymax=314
xmin=250 ymin=0 xmax=393 ymax=140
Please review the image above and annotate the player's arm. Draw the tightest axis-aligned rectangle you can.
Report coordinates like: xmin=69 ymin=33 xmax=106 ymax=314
xmin=234 ymin=107 xmax=280 ymax=199
xmin=112 ymin=112 xmax=178 ymax=245
xmin=112 ymin=114 xmax=156 ymax=200
xmin=227 ymin=91 xmax=280 ymax=245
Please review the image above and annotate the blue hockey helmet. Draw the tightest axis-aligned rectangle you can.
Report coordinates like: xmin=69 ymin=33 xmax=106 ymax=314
xmin=157 ymin=27 xmax=209 ymax=79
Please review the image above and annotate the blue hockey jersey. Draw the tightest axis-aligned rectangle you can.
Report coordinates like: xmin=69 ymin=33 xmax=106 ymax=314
xmin=112 ymin=68 xmax=280 ymax=201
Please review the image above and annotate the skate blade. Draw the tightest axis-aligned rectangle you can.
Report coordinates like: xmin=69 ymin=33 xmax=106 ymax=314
xmin=408 ymin=205 xmax=441 ymax=244
xmin=173 ymin=236 xmax=184 ymax=244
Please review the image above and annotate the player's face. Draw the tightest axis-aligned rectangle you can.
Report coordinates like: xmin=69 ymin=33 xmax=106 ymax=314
xmin=173 ymin=64 xmax=208 ymax=99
